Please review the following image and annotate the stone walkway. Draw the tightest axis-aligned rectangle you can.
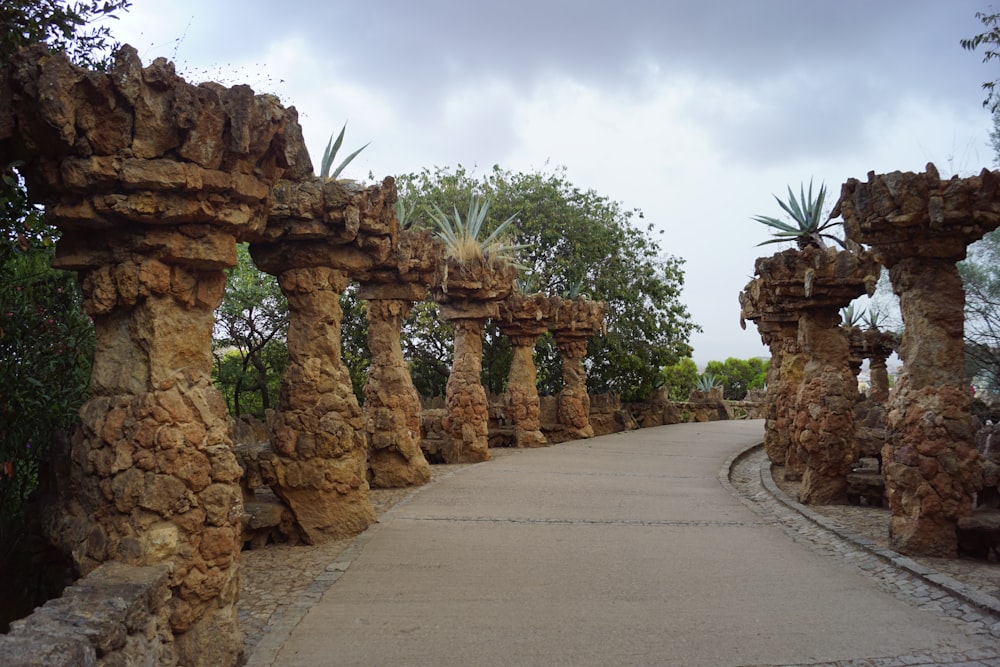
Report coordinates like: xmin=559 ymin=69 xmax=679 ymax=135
xmin=238 ymin=423 xmax=1000 ymax=666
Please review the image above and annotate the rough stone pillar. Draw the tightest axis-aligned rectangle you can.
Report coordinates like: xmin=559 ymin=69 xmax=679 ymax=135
xmin=432 ymin=256 xmax=517 ymax=463
xmin=361 ymin=291 xmax=431 ymax=487
xmin=740 ymin=277 xmax=800 ymax=468
xmin=498 ymin=294 xmax=554 ymax=448
xmin=794 ymin=308 xmax=859 ymax=503
xmin=838 ymin=164 xmax=1000 ymax=556
xmin=269 ymin=266 xmax=375 ymax=543
xmin=748 ymin=247 xmax=879 ymax=503
xmin=506 ymin=334 xmax=548 ymax=447
xmin=441 ymin=315 xmax=492 ymax=462
xmin=2 ymin=45 xmax=311 ymax=666
xmin=555 ymin=337 xmax=594 ymax=439
xmin=778 ymin=341 xmax=809 ymax=480
xmin=866 ymin=333 xmax=894 ymax=404
xmin=846 ymin=325 xmax=866 ymax=390
xmin=250 ymin=176 xmax=402 ymax=540
xmin=546 ymin=297 xmax=607 ymax=443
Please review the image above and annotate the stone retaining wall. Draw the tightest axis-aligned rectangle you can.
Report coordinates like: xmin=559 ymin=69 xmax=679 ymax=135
xmin=0 ymin=562 xmax=173 ymax=666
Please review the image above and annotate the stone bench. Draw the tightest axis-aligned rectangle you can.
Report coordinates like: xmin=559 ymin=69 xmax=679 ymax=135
xmin=957 ymin=508 xmax=1000 ymax=560
xmin=846 ymin=470 xmax=885 ymax=507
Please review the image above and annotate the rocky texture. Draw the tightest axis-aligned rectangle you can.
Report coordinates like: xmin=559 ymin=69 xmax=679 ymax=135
xmin=248 ymin=177 xmax=411 ymax=541
xmin=362 ymin=295 xmax=431 ymax=487
xmin=546 ymin=297 xmax=608 ymax=444
xmin=358 ymin=228 xmax=441 ymax=488
xmin=434 ymin=257 xmax=517 ymax=462
xmin=749 ymin=247 xmax=880 ymax=504
xmin=864 ymin=327 xmax=899 ymax=404
xmin=838 ymin=163 xmax=1000 ymax=556
xmin=497 ymin=293 xmax=555 ymax=448
xmin=0 ymin=563 xmax=172 ymax=667
xmin=740 ymin=277 xmax=800 ymax=467
xmin=268 ymin=266 xmax=375 ymax=543
xmin=3 ymin=45 xmax=310 ymax=666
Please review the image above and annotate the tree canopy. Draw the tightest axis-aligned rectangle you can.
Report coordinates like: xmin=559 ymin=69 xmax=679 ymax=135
xmin=396 ymin=165 xmax=699 ymax=401
xmin=213 ymin=245 xmax=288 ymax=417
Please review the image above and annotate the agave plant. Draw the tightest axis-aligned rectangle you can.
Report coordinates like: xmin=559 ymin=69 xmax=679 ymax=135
xmin=862 ymin=306 xmax=888 ymax=331
xmin=695 ymin=373 xmax=721 ymax=392
xmin=425 ymin=195 xmax=524 ymax=264
xmin=395 ymin=198 xmax=417 ymax=230
xmin=319 ymin=122 xmax=370 ymax=179
xmin=515 ymin=272 xmax=542 ymax=295
xmin=561 ymin=277 xmax=591 ymax=300
xmin=751 ymin=180 xmax=844 ymax=249
xmin=841 ymin=303 xmax=865 ymax=328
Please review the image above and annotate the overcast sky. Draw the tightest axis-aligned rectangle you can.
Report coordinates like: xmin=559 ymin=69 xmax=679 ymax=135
xmin=111 ymin=0 xmax=996 ymax=365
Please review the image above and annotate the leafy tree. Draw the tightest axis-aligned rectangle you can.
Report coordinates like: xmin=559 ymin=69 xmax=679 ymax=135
xmin=1 ymin=1 xmax=129 ymax=628
xmin=703 ymin=357 xmax=769 ymax=401
xmin=660 ymin=357 xmax=699 ymax=401
xmin=959 ymin=229 xmax=1000 ymax=393
xmin=1 ymin=1 xmax=131 ymax=72
xmin=213 ymin=244 xmax=288 ymax=417
xmin=403 ymin=300 xmax=454 ymax=399
xmin=396 ymin=165 xmax=699 ymax=401
xmin=962 ymin=9 xmax=1000 ymax=112
xmin=340 ymin=285 xmax=370 ymax=403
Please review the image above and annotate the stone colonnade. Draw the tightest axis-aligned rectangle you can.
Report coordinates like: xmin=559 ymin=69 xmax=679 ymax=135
xmin=2 ymin=43 xmax=612 ymax=663
xmin=1 ymin=46 xmax=311 ymax=665
xmin=838 ymin=164 xmax=1000 ymax=556
xmin=496 ymin=294 xmax=608 ymax=448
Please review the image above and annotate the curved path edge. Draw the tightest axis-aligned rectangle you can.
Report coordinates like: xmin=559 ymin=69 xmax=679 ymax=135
xmin=728 ymin=441 xmax=1000 ymax=623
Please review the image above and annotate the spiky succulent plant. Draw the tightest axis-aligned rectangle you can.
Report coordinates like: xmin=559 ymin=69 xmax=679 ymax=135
xmin=695 ymin=373 xmax=721 ymax=392
xmin=426 ymin=195 xmax=523 ymax=263
xmin=841 ymin=303 xmax=864 ymax=327
xmin=319 ymin=122 xmax=370 ymax=179
xmin=751 ymin=180 xmax=844 ymax=249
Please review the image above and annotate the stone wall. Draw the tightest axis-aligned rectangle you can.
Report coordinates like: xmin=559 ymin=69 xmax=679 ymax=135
xmin=0 ymin=563 xmax=172 ymax=666
xmin=420 ymin=393 xmax=764 ymax=456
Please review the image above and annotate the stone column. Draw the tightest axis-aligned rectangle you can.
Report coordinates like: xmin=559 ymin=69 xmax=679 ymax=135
xmin=361 ymin=289 xmax=431 ymax=487
xmin=506 ymin=333 xmax=548 ymax=447
xmin=267 ymin=266 xmax=375 ymax=543
xmin=740 ymin=276 xmax=803 ymax=471
xmin=555 ymin=337 xmax=594 ymax=439
xmin=777 ymin=340 xmax=809 ymax=480
xmin=548 ymin=297 xmax=607 ymax=442
xmin=4 ymin=45 xmax=310 ymax=667
xmin=498 ymin=294 xmax=554 ymax=448
xmin=846 ymin=325 xmax=866 ymax=390
xmin=865 ymin=329 xmax=896 ymax=404
xmin=839 ymin=164 xmax=999 ymax=556
xmin=440 ymin=314 xmax=492 ymax=462
xmin=794 ymin=307 xmax=859 ymax=503
xmin=749 ymin=247 xmax=880 ymax=503
xmin=433 ymin=256 xmax=516 ymax=463
xmin=249 ymin=176 xmax=401 ymax=541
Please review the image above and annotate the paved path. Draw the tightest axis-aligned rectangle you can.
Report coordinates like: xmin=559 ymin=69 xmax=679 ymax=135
xmin=254 ymin=421 xmax=1000 ymax=666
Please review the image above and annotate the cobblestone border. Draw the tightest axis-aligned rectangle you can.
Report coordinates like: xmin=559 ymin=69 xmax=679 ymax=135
xmin=758 ymin=449 xmax=1000 ymax=621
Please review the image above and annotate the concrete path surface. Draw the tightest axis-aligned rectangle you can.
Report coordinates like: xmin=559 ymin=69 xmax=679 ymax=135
xmin=261 ymin=421 xmax=999 ymax=666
